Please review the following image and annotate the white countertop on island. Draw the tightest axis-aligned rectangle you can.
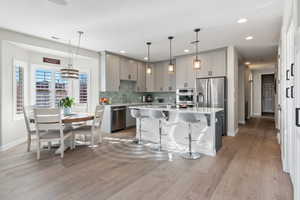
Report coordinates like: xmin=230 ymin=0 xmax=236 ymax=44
xmin=129 ymin=105 xmax=224 ymax=114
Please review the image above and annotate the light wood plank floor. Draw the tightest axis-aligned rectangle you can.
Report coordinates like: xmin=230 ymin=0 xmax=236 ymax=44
xmin=0 ymin=118 xmax=293 ymax=200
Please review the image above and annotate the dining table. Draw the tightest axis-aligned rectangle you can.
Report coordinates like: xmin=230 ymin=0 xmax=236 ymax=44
xmin=30 ymin=113 xmax=95 ymax=154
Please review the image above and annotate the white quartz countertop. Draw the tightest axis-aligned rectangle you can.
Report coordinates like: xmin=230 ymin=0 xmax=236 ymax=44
xmin=103 ymin=103 xmax=172 ymax=107
xmin=129 ymin=105 xmax=224 ymax=114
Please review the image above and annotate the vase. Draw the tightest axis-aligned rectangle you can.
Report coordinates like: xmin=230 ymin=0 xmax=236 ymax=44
xmin=64 ymin=107 xmax=71 ymax=115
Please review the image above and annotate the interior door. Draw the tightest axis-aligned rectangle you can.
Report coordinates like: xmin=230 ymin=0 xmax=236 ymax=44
xmin=262 ymin=74 xmax=275 ymax=113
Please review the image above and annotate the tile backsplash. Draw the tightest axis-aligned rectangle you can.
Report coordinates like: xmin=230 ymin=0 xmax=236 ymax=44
xmin=99 ymin=80 xmax=176 ymax=104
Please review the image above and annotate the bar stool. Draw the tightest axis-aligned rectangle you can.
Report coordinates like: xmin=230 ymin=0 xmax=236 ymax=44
xmin=130 ymin=109 xmax=148 ymax=145
xmin=178 ymin=113 xmax=203 ymax=160
xmin=148 ymin=110 xmax=167 ymax=152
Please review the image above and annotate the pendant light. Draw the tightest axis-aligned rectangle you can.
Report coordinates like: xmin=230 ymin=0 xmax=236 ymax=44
xmin=60 ymin=31 xmax=83 ymax=79
xmin=193 ymin=28 xmax=201 ymax=70
xmin=146 ymin=42 xmax=152 ymax=75
xmin=168 ymin=36 xmax=175 ymax=73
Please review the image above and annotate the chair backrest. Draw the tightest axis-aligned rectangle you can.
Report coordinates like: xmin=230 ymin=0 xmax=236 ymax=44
xmin=23 ymin=106 xmax=34 ymax=133
xmin=33 ymin=108 xmax=63 ymax=132
xmin=130 ymin=109 xmax=141 ymax=119
xmin=148 ymin=110 xmax=166 ymax=120
xmin=93 ymin=105 xmax=104 ymax=128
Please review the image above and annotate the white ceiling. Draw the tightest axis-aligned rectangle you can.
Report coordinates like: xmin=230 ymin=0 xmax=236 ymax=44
xmin=0 ymin=0 xmax=283 ymax=62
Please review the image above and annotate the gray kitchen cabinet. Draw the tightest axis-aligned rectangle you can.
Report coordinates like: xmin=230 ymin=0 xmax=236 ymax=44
xmin=120 ymin=58 xmax=138 ymax=81
xmin=100 ymin=52 xmax=120 ymax=92
xmin=154 ymin=63 xmax=164 ymax=91
xmin=162 ymin=61 xmax=176 ymax=92
xmin=211 ymin=49 xmax=227 ymax=77
xmin=136 ymin=62 xmax=146 ymax=92
xmin=146 ymin=64 xmax=155 ymax=92
xmin=176 ymin=55 xmax=195 ymax=88
xmin=176 ymin=48 xmax=227 ymax=88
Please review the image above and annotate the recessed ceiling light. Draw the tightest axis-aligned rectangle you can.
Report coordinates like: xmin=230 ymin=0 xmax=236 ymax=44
xmin=237 ymin=18 xmax=248 ymax=24
xmin=245 ymin=62 xmax=251 ymax=65
xmin=245 ymin=36 xmax=254 ymax=40
xmin=144 ymin=57 xmax=148 ymax=60
xmin=120 ymin=50 xmax=126 ymax=54
xmin=184 ymin=49 xmax=190 ymax=53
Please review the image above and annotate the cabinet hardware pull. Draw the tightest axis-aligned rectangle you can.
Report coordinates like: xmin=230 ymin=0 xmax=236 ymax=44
xmin=286 ymin=69 xmax=290 ymax=80
xmin=291 ymin=86 xmax=294 ymax=98
xmin=296 ymin=108 xmax=300 ymax=127
xmin=291 ymin=63 xmax=294 ymax=77
xmin=286 ymin=87 xmax=290 ymax=98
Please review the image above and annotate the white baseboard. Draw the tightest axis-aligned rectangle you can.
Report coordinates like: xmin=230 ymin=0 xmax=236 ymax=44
xmin=227 ymin=128 xmax=239 ymax=137
xmin=0 ymin=137 xmax=27 ymax=152
xmin=239 ymin=120 xmax=246 ymax=125
xmin=252 ymin=113 xmax=261 ymax=117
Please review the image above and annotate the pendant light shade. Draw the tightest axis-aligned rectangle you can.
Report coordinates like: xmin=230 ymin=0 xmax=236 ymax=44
xmin=146 ymin=42 xmax=152 ymax=75
xmin=60 ymin=31 xmax=83 ymax=79
xmin=193 ymin=28 xmax=201 ymax=70
xmin=168 ymin=36 xmax=175 ymax=73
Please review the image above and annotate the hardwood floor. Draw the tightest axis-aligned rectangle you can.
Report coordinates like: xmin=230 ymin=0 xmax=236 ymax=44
xmin=0 ymin=118 xmax=293 ymax=200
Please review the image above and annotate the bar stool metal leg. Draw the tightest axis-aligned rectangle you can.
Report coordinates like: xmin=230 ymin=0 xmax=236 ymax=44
xmin=181 ymin=123 xmax=201 ymax=160
xmin=137 ymin=118 xmax=143 ymax=145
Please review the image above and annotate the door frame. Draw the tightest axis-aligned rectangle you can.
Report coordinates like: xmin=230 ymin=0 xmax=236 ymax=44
xmin=261 ymin=74 xmax=275 ymax=115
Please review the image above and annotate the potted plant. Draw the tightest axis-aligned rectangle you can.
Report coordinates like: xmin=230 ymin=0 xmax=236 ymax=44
xmin=59 ymin=97 xmax=75 ymax=115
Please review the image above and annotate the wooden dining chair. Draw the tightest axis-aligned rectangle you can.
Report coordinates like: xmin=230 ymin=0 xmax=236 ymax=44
xmin=72 ymin=105 xmax=105 ymax=148
xmin=33 ymin=108 xmax=74 ymax=160
xmin=23 ymin=106 xmax=35 ymax=152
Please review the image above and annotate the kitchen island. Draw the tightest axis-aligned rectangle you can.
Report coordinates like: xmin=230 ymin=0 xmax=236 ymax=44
xmin=129 ymin=106 xmax=224 ymax=156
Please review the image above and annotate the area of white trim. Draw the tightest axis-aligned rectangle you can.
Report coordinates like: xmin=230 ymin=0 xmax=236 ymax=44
xmin=0 ymin=137 xmax=26 ymax=152
xmin=227 ymin=128 xmax=239 ymax=137
xmin=252 ymin=113 xmax=261 ymax=116
xmin=239 ymin=120 xmax=246 ymax=124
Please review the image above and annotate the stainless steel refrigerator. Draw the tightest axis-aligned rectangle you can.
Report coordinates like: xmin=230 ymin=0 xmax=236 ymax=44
xmin=195 ymin=77 xmax=227 ymax=135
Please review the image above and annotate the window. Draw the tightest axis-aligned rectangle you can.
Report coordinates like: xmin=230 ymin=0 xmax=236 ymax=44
xmin=13 ymin=60 xmax=28 ymax=118
xmin=79 ymin=73 xmax=88 ymax=104
xmin=32 ymin=66 xmax=89 ymax=109
xmin=15 ymin=65 xmax=24 ymax=114
xmin=35 ymin=69 xmax=52 ymax=107
xmin=55 ymin=72 xmax=68 ymax=105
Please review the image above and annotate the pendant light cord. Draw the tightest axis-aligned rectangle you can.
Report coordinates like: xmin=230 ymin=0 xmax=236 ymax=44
xmin=196 ymin=31 xmax=199 ymax=60
xmin=169 ymin=38 xmax=172 ymax=65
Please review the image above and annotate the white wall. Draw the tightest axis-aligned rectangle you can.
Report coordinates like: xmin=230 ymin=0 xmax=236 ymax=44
xmin=238 ymin=64 xmax=245 ymax=124
xmin=251 ymin=66 xmax=275 ymax=116
xmin=0 ymin=29 xmax=99 ymax=150
xmin=227 ymin=46 xmax=239 ymax=136
xmin=244 ymin=66 xmax=252 ymax=119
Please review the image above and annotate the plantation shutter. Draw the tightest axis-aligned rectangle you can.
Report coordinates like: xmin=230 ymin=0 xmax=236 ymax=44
xmin=55 ymin=72 xmax=68 ymax=106
xmin=15 ymin=65 xmax=24 ymax=114
xmin=79 ymin=73 xmax=88 ymax=104
xmin=35 ymin=69 xmax=52 ymax=108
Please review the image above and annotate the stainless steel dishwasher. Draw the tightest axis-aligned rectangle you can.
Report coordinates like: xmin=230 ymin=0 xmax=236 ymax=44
xmin=111 ymin=106 xmax=126 ymax=132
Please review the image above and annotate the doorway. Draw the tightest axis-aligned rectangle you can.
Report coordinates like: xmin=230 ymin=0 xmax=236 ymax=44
xmin=261 ymin=74 xmax=275 ymax=116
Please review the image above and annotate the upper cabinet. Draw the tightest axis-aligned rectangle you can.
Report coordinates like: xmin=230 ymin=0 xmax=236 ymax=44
xmin=176 ymin=48 xmax=227 ymax=88
xmin=146 ymin=64 xmax=155 ymax=92
xmin=136 ymin=62 xmax=146 ymax=92
xmin=176 ymin=55 xmax=195 ymax=88
xmin=100 ymin=52 xmax=120 ymax=92
xmin=100 ymin=48 xmax=226 ymax=92
xmin=120 ymin=58 xmax=138 ymax=81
